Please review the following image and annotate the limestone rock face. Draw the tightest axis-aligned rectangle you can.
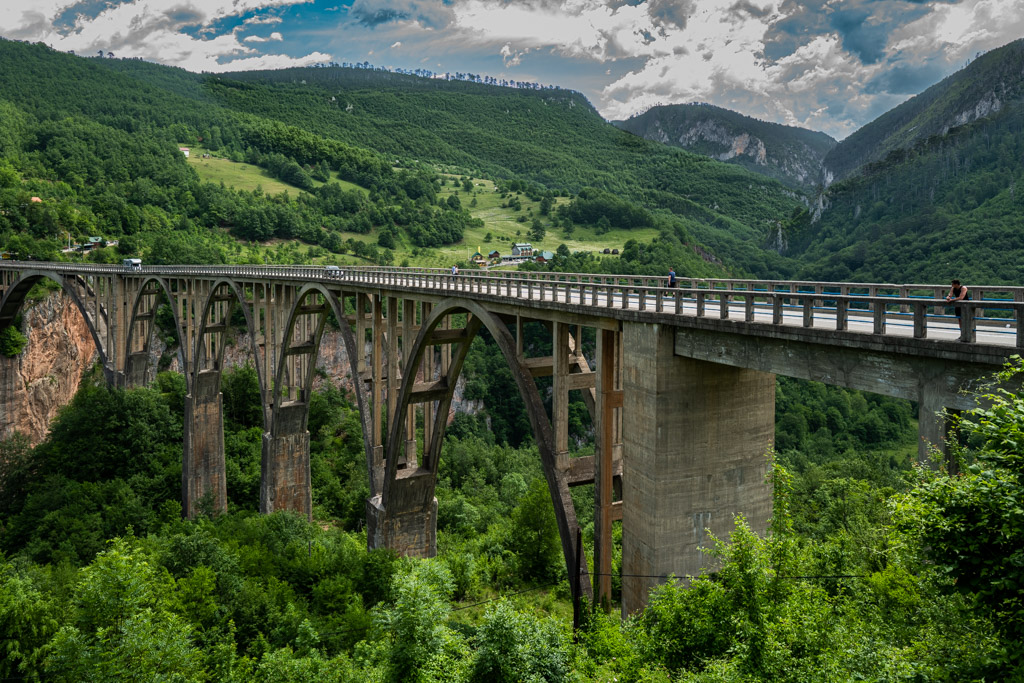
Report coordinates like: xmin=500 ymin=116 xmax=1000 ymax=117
xmin=0 ymin=293 xmax=98 ymax=445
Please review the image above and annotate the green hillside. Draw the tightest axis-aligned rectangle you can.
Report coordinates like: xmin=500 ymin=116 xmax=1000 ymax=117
xmin=122 ymin=59 xmax=806 ymax=273
xmin=0 ymin=39 xmax=803 ymax=279
xmin=786 ymin=40 xmax=1024 ymax=284
xmin=823 ymin=38 xmax=1024 ymax=182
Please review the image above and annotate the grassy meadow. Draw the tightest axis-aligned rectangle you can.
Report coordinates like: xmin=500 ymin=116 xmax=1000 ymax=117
xmin=187 ymin=151 xmax=657 ymax=269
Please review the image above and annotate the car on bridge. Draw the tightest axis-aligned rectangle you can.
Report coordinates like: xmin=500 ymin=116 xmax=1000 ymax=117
xmin=324 ymin=265 xmax=344 ymax=279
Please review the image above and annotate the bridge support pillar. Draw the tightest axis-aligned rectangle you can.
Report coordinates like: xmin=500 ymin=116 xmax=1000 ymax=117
xmin=125 ymin=351 xmax=149 ymax=387
xmin=621 ymin=323 xmax=774 ymax=616
xmin=366 ymin=481 xmax=438 ymax=558
xmin=260 ymin=404 xmax=312 ymax=519
xmin=918 ymin=385 xmax=956 ymax=467
xmin=183 ymin=370 xmax=227 ymax=517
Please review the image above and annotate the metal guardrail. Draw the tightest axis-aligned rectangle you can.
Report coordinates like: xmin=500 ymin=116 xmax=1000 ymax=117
xmin=2 ymin=262 xmax=1021 ymax=348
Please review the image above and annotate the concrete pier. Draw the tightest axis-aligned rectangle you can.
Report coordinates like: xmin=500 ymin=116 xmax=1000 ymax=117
xmin=621 ymin=323 xmax=775 ymax=615
xmin=366 ymin=482 xmax=438 ymax=558
xmin=183 ymin=370 xmax=227 ymax=517
xmin=260 ymin=403 xmax=312 ymax=519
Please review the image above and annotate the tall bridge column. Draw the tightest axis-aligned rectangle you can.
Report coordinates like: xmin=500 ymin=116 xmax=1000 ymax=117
xmin=183 ymin=370 xmax=227 ymax=517
xmin=261 ymin=405 xmax=312 ymax=519
xmin=918 ymin=383 xmax=959 ymax=467
xmin=621 ymin=323 xmax=775 ymax=615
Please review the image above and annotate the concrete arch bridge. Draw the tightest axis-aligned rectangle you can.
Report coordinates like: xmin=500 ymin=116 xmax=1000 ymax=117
xmin=2 ymin=262 xmax=1021 ymax=615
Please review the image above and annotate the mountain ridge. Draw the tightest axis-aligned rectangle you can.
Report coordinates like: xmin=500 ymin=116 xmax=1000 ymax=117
xmin=823 ymin=38 xmax=1024 ymax=183
xmin=613 ymin=103 xmax=836 ymax=191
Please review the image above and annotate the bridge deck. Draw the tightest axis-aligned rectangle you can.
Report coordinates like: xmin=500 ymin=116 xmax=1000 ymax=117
xmin=3 ymin=262 xmax=1020 ymax=361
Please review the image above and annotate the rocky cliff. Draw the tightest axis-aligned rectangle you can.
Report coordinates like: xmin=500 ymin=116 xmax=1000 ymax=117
xmin=613 ymin=103 xmax=836 ymax=192
xmin=0 ymin=293 xmax=98 ymax=445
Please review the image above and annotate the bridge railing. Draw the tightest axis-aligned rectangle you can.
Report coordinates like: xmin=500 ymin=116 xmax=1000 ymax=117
xmin=3 ymin=262 xmax=1022 ymax=347
xmin=334 ymin=268 xmax=1023 ymax=346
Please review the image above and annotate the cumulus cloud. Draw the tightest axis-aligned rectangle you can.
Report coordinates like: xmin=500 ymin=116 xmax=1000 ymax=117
xmin=244 ymin=31 xmax=284 ymax=43
xmin=244 ymin=15 xmax=284 ymax=25
xmin=595 ymin=0 xmax=1024 ymax=138
xmin=3 ymin=0 xmax=328 ymax=73
xmin=500 ymin=42 xmax=525 ymax=66
xmin=449 ymin=0 xmax=666 ymax=61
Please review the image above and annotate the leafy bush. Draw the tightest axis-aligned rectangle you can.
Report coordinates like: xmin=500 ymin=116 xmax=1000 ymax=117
xmin=0 ymin=324 xmax=27 ymax=357
xmin=468 ymin=601 xmax=569 ymax=683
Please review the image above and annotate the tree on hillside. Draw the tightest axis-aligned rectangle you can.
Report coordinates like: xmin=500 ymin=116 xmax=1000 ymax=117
xmin=895 ymin=357 xmax=1024 ymax=672
xmin=529 ymin=218 xmax=545 ymax=243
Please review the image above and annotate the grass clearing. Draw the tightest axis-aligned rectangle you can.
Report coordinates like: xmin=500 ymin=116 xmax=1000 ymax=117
xmin=185 ymin=146 xmax=366 ymax=196
xmin=190 ymin=161 xmax=656 ymax=269
xmin=412 ymin=178 xmax=656 ymax=268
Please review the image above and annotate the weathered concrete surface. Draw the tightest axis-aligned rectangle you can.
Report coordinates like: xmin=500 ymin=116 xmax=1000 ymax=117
xmin=673 ymin=327 xmax=1002 ymax=459
xmin=126 ymin=351 xmax=150 ymax=387
xmin=182 ymin=370 xmax=227 ymax=517
xmin=621 ymin=322 xmax=774 ymax=616
xmin=261 ymin=401 xmax=312 ymax=519
xmin=367 ymin=477 xmax=438 ymax=558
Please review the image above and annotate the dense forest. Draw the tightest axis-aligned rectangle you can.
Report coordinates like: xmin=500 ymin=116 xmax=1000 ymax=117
xmin=3 ymin=33 xmax=1024 ymax=681
xmin=787 ymin=38 xmax=1024 ymax=284
xmin=788 ymin=102 xmax=1024 ymax=283
xmin=0 ymin=39 xmax=803 ymax=280
xmin=3 ymin=353 xmax=1023 ymax=679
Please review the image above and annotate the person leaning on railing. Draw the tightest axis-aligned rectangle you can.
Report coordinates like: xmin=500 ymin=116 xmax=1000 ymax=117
xmin=945 ymin=279 xmax=970 ymax=333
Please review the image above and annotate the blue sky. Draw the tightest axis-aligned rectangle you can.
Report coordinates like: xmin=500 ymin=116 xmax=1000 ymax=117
xmin=2 ymin=0 xmax=1022 ymax=139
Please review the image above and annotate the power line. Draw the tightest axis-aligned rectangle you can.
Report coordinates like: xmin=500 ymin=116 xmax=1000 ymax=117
xmin=451 ymin=582 xmax=560 ymax=611
xmin=587 ymin=571 xmax=867 ymax=580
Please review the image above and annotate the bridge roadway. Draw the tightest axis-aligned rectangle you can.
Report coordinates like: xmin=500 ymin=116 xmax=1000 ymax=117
xmin=1 ymin=262 xmax=1020 ymax=615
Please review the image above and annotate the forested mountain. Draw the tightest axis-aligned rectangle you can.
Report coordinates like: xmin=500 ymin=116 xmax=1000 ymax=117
xmin=822 ymin=38 xmax=1024 ymax=182
xmin=783 ymin=39 xmax=1024 ymax=284
xmin=0 ymin=38 xmax=806 ymax=279
xmin=613 ymin=103 xmax=836 ymax=191
xmin=180 ymin=61 xmax=805 ymax=273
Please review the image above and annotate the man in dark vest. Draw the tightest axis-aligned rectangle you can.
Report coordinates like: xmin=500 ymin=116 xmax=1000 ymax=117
xmin=945 ymin=279 xmax=970 ymax=335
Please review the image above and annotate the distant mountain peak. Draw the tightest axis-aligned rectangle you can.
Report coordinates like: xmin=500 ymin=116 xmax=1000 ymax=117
xmin=613 ymin=102 xmax=835 ymax=192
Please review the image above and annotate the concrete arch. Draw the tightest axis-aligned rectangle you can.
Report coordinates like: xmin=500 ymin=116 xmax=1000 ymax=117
xmin=377 ymin=297 xmax=590 ymax=595
xmin=0 ymin=270 xmax=109 ymax=368
xmin=123 ymin=276 xmax=187 ymax=390
xmin=274 ymin=283 xmax=375 ymax=473
xmin=181 ymin=278 xmax=268 ymax=518
xmin=322 ymin=289 xmax=378 ymax=499
xmin=270 ymin=284 xmax=331 ymax=429
xmin=191 ymin=279 xmax=265 ymax=422
xmin=258 ymin=283 xmax=377 ymax=517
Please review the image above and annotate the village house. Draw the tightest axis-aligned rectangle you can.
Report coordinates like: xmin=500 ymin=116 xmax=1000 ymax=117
xmin=511 ymin=242 xmax=533 ymax=257
xmin=534 ymin=250 xmax=555 ymax=264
